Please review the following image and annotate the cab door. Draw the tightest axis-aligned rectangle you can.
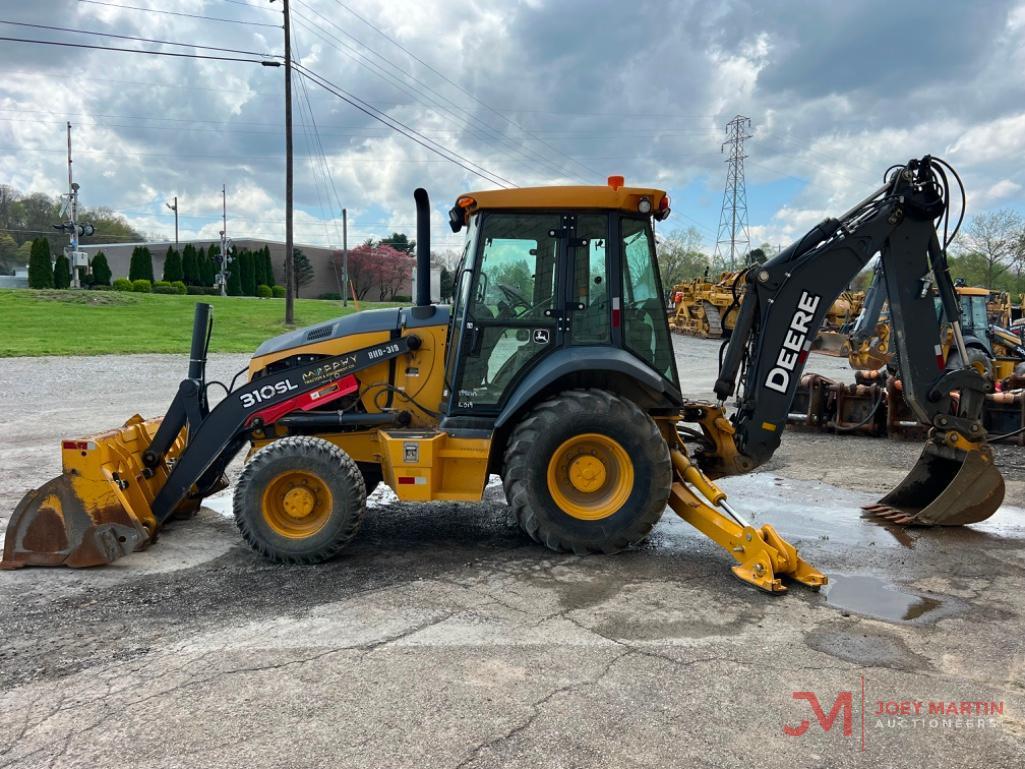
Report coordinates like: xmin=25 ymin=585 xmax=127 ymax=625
xmin=450 ymin=211 xmax=566 ymax=413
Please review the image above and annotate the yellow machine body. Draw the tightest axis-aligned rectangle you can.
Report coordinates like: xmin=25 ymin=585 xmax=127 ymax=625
xmin=4 ymin=169 xmax=999 ymax=594
xmin=247 ymin=320 xmax=492 ymax=503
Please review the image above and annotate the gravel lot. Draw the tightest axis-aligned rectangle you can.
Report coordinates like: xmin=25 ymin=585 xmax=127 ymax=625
xmin=1 ymin=336 xmax=1023 ymax=768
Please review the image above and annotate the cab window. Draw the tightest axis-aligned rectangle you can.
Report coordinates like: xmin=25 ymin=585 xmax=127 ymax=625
xmin=571 ymin=214 xmax=610 ymax=344
xmin=456 ymin=213 xmax=559 ymax=407
xmin=620 ymin=217 xmax=675 ymax=381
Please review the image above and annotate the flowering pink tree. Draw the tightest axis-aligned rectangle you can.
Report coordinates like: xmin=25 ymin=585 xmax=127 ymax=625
xmin=337 ymin=243 xmax=414 ymax=301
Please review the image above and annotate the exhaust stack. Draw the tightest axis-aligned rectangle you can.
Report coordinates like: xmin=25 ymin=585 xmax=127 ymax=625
xmin=412 ymin=188 xmax=434 ymax=318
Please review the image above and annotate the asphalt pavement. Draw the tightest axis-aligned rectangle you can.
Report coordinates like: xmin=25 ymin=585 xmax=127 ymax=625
xmin=0 ymin=337 xmax=1023 ymax=768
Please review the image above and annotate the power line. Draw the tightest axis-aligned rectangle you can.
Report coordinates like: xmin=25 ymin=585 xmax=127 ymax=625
xmin=0 ymin=226 xmax=144 ymax=241
xmin=77 ymin=0 xmax=282 ymax=27
xmin=0 ymin=19 xmax=280 ymax=58
xmin=293 ymin=28 xmax=344 ymax=239
xmin=0 ymin=105 xmax=714 ymax=138
xmin=218 ymin=0 xmax=281 ymax=10
xmin=290 ymin=31 xmax=342 ymax=247
xmin=325 ymin=0 xmax=601 ymax=181
xmin=0 ymin=36 xmax=280 ymax=65
xmin=293 ymin=62 xmax=515 ymax=188
xmin=290 ymin=1 xmax=586 ymax=183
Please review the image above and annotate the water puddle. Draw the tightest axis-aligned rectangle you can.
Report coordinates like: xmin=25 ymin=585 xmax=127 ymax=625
xmin=716 ymin=475 xmax=915 ymax=550
xmin=714 ymin=474 xmax=1025 ymax=551
xmin=202 ymin=494 xmax=233 ymax=517
xmin=822 ymin=574 xmax=943 ymax=623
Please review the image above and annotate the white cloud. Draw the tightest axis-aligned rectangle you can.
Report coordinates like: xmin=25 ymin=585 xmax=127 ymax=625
xmin=970 ymin=179 xmax=1023 ymax=208
xmin=1 ymin=0 xmax=1023 ymax=252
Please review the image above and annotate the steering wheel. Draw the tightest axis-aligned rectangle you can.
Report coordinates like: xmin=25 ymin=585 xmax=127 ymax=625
xmin=496 ymin=283 xmax=531 ymax=315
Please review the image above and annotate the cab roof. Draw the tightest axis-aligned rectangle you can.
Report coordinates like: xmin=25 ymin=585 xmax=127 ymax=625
xmin=956 ymin=286 xmax=990 ymax=297
xmin=453 ymin=179 xmax=669 ymax=219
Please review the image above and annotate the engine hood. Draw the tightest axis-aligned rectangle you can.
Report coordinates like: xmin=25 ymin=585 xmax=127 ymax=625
xmin=252 ymin=305 xmax=450 ymax=359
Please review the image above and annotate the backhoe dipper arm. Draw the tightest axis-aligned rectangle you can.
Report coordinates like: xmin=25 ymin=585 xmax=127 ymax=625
xmin=712 ymin=157 xmax=985 ymax=472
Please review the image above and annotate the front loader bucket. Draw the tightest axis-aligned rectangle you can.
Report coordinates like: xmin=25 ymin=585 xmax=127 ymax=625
xmin=1 ymin=415 xmax=188 ymax=569
xmin=2 ymin=476 xmax=149 ymax=568
xmin=863 ymin=440 xmax=1004 ymax=526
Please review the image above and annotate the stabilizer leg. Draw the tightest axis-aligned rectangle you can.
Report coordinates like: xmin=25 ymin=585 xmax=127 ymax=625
xmin=667 ymin=450 xmax=826 ymax=594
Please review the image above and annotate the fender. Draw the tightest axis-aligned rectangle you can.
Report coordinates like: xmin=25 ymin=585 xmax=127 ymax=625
xmin=495 ymin=346 xmax=680 ymax=429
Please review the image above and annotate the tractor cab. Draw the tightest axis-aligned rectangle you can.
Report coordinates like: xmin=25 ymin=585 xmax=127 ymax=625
xmin=443 ymin=178 xmax=681 ymax=422
xmin=955 ymin=287 xmax=991 ymax=338
xmin=934 ymin=286 xmax=996 ymax=355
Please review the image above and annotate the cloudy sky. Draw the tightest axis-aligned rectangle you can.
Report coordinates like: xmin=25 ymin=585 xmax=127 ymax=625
xmin=2 ymin=0 xmax=1023 ymax=255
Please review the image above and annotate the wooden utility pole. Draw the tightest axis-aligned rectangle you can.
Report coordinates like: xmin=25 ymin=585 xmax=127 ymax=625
xmin=282 ymin=0 xmax=295 ymax=324
xmin=342 ymin=208 xmax=348 ymax=307
xmin=220 ymin=184 xmax=228 ymax=296
xmin=166 ymin=196 xmax=178 ymax=247
xmin=67 ymin=122 xmax=80 ymax=289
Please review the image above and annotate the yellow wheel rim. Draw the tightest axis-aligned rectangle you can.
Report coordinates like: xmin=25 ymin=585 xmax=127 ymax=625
xmin=546 ymin=433 xmax=634 ymax=521
xmin=261 ymin=470 xmax=333 ymax=539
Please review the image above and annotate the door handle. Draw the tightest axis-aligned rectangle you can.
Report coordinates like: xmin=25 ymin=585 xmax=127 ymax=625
xmin=466 ymin=323 xmax=483 ymax=356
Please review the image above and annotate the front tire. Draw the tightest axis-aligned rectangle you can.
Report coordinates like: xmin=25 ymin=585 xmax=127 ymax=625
xmin=234 ymin=436 xmax=366 ymax=564
xmin=503 ymin=389 xmax=671 ymax=554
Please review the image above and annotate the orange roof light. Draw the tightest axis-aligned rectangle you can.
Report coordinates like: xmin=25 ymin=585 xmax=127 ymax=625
xmin=607 ymin=175 xmax=625 ymax=190
xmin=456 ymin=195 xmax=476 ymax=209
xmin=654 ymin=193 xmax=671 ymax=221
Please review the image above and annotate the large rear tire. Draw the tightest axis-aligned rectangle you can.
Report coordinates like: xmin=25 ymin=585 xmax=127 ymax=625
xmin=234 ymin=436 xmax=366 ymax=564
xmin=947 ymin=347 xmax=993 ymax=381
xmin=503 ymin=389 xmax=671 ymax=554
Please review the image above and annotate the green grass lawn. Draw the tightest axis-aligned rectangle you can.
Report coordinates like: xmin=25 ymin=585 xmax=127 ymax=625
xmin=0 ymin=289 xmax=400 ymax=357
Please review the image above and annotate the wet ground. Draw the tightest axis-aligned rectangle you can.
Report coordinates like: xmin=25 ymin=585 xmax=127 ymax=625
xmin=1 ymin=338 xmax=1024 ymax=768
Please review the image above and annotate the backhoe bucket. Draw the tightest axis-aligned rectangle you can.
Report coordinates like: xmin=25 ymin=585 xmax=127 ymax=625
xmin=863 ymin=439 xmax=1004 ymax=526
xmin=810 ymin=331 xmax=851 ymax=358
xmin=1 ymin=415 xmax=190 ymax=568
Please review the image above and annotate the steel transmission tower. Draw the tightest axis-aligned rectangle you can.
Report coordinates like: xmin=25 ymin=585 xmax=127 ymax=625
xmin=713 ymin=115 xmax=753 ymax=269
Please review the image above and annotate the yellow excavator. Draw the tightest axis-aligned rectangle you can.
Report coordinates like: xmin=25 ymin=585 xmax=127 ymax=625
xmin=1 ymin=156 xmax=1005 ymax=592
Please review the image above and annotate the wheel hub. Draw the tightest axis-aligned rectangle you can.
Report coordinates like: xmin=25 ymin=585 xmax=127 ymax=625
xmin=568 ymin=455 xmax=607 ymax=492
xmin=282 ymin=486 xmax=316 ymax=519
xmin=261 ymin=470 xmax=333 ymax=539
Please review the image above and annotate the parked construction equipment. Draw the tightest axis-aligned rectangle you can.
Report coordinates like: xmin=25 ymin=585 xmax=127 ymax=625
xmin=2 ymin=157 xmax=1005 ymax=592
xmin=668 ymin=271 xmax=744 ymax=337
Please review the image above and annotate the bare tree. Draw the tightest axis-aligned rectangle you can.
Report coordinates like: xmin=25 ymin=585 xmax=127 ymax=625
xmin=431 ymin=248 xmax=462 ymax=270
xmin=655 ymin=226 xmax=710 ymax=287
xmin=0 ymin=185 xmax=14 ymax=231
xmin=957 ymin=209 xmax=1024 ymax=286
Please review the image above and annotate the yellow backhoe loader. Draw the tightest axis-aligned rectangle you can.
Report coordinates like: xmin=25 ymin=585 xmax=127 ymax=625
xmin=2 ymin=157 xmax=1005 ymax=592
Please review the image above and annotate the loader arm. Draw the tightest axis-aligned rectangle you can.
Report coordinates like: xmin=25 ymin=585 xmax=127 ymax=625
xmin=707 ymin=156 xmax=1003 ymax=525
xmin=1 ymin=318 xmax=416 ymax=568
xmin=145 ymin=333 xmax=414 ymax=525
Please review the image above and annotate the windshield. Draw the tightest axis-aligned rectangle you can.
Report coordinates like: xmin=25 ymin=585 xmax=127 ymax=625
xmin=936 ymin=294 xmax=990 ymax=333
xmin=962 ymin=295 xmax=989 ymax=332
